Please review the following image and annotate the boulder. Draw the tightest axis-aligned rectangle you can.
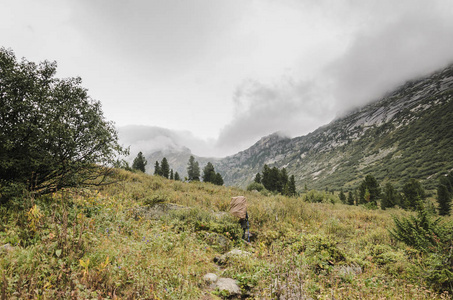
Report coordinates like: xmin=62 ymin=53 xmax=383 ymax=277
xmin=203 ymin=273 xmax=218 ymax=283
xmin=214 ymin=249 xmax=252 ymax=265
xmin=215 ymin=277 xmax=241 ymax=296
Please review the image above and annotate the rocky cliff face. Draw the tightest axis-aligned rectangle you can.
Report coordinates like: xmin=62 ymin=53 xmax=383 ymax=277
xmin=216 ymin=65 xmax=453 ymax=190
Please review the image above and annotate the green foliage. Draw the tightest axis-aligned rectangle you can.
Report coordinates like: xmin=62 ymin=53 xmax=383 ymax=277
xmin=246 ymin=182 xmax=265 ymax=192
xmin=160 ymin=157 xmax=170 ymax=179
xmin=202 ymin=162 xmax=223 ymax=186
xmin=132 ymin=151 xmax=147 ymax=173
xmin=381 ymin=183 xmax=397 ymax=210
xmin=390 ymin=209 xmax=453 ymax=292
xmin=0 ymin=49 xmax=125 ymax=203
xmin=437 ymin=172 xmax=453 ymax=216
xmin=358 ymin=175 xmax=381 ymax=205
xmin=402 ymin=179 xmax=426 ymax=210
xmin=187 ymin=156 xmax=200 ymax=181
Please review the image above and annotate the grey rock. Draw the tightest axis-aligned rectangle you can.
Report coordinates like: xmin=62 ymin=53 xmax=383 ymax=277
xmin=203 ymin=273 xmax=218 ymax=283
xmin=215 ymin=277 xmax=241 ymax=296
xmin=215 ymin=249 xmax=252 ymax=265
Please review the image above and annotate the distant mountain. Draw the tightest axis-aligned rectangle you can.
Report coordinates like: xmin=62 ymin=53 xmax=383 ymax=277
xmin=122 ymin=64 xmax=453 ymax=191
xmin=216 ymin=64 xmax=453 ymax=191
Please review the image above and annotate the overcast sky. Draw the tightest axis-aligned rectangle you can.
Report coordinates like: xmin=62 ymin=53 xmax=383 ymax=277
xmin=2 ymin=0 xmax=453 ymax=157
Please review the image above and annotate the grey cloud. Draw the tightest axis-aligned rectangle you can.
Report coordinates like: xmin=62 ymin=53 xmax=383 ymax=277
xmin=118 ymin=125 xmax=220 ymax=158
xmin=327 ymin=10 xmax=453 ymax=114
xmin=216 ymin=79 xmax=335 ymax=154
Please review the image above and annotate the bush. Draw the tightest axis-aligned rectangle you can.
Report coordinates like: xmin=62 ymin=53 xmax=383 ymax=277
xmin=246 ymin=182 xmax=265 ymax=192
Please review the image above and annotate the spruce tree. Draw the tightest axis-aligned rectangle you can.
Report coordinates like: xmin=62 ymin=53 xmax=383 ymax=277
xmin=214 ymin=173 xmax=224 ymax=186
xmin=153 ymin=161 xmax=161 ymax=176
xmin=132 ymin=151 xmax=147 ymax=173
xmin=187 ymin=155 xmax=200 ymax=181
xmin=347 ymin=191 xmax=354 ymax=205
xmin=170 ymin=169 xmax=174 ymax=180
xmin=358 ymin=175 xmax=381 ymax=205
xmin=437 ymin=176 xmax=452 ymax=216
xmin=402 ymin=179 xmax=426 ymax=210
xmin=202 ymin=162 xmax=216 ymax=183
xmin=254 ymin=173 xmax=261 ymax=184
xmin=339 ymin=189 xmax=346 ymax=203
xmin=381 ymin=182 xmax=397 ymax=210
xmin=174 ymin=172 xmax=180 ymax=181
xmin=160 ymin=157 xmax=170 ymax=179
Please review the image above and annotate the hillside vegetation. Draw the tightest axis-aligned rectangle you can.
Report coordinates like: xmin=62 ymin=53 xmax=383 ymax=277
xmin=2 ymin=171 xmax=453 ymax=299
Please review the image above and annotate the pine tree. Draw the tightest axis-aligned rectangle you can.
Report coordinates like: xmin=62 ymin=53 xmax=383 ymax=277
xmin=174 ymin=172 xmax=180 ymax=181
xmin=202 ymin=162 xmax=216 ymax=183
xmin=214 ymin=173 xmax=224 ymax=186
xmin=359 ymin=175 xmax=381 ymax=205
xmin=132 ymin=151 xmax=147 ymax=173
xmin=402 ymin=179 xmax=426 ymax=210
xmin=254 ymin=173 xmax=261 ymax=184
xmin=187 ymin=156 xmax=200 ymax=181
xmin=437 ymin=176 xmax=452 ymax=216
xmin=347 ymin=191 xmax=354 ymax=205
xmin=288 ymin=175 xmax=296 ymax=196
xmin=339 ymin=189 xmax=346 ymax=203
xmin=381 ymin=183 xmax=397 ymax=210
xmin=160 ymin=157 xmax=170 ymax=179
xmin=170 ymin=169 xmax=174 ymax=180
xmin=153 ymin=161 xmax=161 ymax=176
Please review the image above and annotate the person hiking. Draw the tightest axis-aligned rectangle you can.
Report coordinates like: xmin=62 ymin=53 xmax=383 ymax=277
xmin=230 ymin=196 xmax=250 ymax=242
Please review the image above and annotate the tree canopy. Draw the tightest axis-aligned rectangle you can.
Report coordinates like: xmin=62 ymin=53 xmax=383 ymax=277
xmin=0 ymin=48 xmax=125 ymax=203
xmin=132 ymin=152 xmax=147 ymax=173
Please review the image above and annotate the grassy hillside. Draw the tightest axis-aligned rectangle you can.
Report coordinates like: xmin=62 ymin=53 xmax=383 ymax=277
xmin=1 ymin=171 xmax=452 ymax=299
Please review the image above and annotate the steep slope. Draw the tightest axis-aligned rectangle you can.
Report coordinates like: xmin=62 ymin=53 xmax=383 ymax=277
xmin=216 ymin=65 xmax=453 ymax=190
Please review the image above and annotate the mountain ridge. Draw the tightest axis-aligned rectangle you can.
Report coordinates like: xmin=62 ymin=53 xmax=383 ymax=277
xmin=133 ymin=64 xmax=453 ymax=191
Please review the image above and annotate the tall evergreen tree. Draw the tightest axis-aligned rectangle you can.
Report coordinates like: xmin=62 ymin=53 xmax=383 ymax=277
xmin=254 ymin=173 xmax=261 ymax=184
xmin=358 ymin=175 xmax=381 ymax=205
xmin=339 ymin=189 xmax=346 ymax=203
xmin=170 ymin=169 xmax=174 ymax=180
xmin=347 ymin=191 xmax=354 ymax=205
xmin=153 ymin=161 xmax=161 ymax=176
xmin=187 ymin=155 xmax=200 ymax=181
xmin=132 ymin=151 xmax=147 ymax=173
xmin=381 ymin=183 xmax=397 ymax=210
xmin=402 ymin=179 xmax=426 ymax=210
xmin=287 ymin=175 xmax=297 ymax=196
xmin=202 ymin=162 xmax=216 ymax=183
xmin=160 ymin=157 xmax=170 ymax=179
xmin=174 ymin=171 xmax=180 ymax=181
xmin=214 ymin=173 xmax=224 ymax=186
xmin=437 ymin=174 xmax=453 ymax=215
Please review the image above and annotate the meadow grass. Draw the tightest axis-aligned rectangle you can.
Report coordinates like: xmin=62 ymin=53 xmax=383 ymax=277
xmin=0 ymin=170 xmax=451 ymax=299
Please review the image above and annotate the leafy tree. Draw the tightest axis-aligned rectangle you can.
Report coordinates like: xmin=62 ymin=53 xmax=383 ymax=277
xmin=160 ymin=157 xmax=170 ymax=179
xmin=153 ymin=161 xmax=161 ymax=176
xmin=402 ymin=179 xmax=426 ymax=210
xmin=132 ymin=152 xmax=147 ymax=173
xmin=174 ymin=171 xmax=180 ymax=181
xmin=187 ymin=155 xmax=200 ymax=181
xmin=358 ymin=175 xmax=381 ymax=205
xmin=381 ymin=182 xmax=397 ymax=210
xmin=247 ymin=182 xmax=265 ymax=192
xmin=0 ymin=48 xmax=125 ymax=203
